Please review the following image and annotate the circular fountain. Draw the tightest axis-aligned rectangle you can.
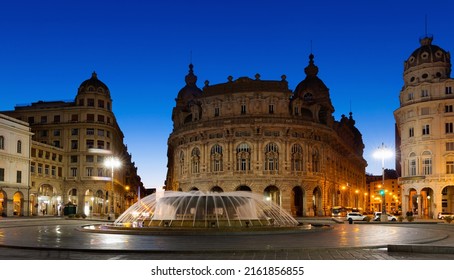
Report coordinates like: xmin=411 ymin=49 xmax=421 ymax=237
xmin=111 ymin=191 xmax=299 ymax=230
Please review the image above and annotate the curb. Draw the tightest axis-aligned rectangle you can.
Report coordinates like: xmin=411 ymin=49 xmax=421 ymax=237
xmin=388 ymin=244 xmax=454 ymax=254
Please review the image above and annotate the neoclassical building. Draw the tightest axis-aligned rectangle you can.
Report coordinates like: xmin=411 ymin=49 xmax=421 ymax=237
xmin=0 ymin=114 xmax=32 ymax=216
xmin=165 ymin=55 xmax=367 ymax=217
xmin=1 ymin=73 xmax=143 ymax=218
xmin=395 ymin=36 xmax=454 ymax=218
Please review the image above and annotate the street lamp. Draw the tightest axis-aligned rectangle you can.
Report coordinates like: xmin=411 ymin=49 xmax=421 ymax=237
xmin=373 ymin=143 xmax=393 ymax=221
xmin=104 ymin=156 xmax=121 ymax=221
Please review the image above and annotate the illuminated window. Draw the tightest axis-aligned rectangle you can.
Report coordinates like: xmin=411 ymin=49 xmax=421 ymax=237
xmin=211 ymin=144 xmax=223 ymax=172
xmin=236 ymin=143 xmax=251 ymax=172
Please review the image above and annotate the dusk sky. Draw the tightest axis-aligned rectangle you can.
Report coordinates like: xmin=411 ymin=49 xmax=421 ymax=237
xmin=1 ymin=0 xmax=454 ymax=189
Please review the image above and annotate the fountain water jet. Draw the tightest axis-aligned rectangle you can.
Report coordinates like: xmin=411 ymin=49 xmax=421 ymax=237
xmin=114 ymin=191 xmax=299 ymax=228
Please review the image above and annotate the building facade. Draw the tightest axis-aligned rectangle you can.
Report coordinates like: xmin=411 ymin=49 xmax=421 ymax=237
xmin=0 ymin=113 xmax=32 ymax=216
xmin=394 ymin=36 xmax=454 ymax=218
xmin=366 ymin=170 xmax=401 ymax=215
xmin=1 ymin=72 xmax=144 ymax=218
xmin=165 ymin=55 xmax=367 ymax=217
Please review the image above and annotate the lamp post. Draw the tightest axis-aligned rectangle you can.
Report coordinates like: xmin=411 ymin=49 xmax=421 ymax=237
xmin=105 ymin=156 xmax=121 ymax=221
xmin=373 ymin=143 xmax=393 ymax=221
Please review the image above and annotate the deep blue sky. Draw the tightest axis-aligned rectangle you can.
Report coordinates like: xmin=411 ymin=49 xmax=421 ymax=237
xmin=1 ymin=0 xmax=454 ymax=189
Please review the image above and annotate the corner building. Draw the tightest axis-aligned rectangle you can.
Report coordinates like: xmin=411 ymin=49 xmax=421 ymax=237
xmin=166 ymin=55 xmax=367 ymax=217
xmin=395 ymin=36 xmax=454 ymax=218
xmin=1 ymin=73 xmax=143 ymax=217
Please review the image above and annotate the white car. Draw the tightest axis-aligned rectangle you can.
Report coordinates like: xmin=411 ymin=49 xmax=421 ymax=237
xmin=346 ymin=212 xmax=366 ymax=222
xmin=437 ymin=212 xmax=454 ymax=219
xmin=373 ymin=212 xmax=397 ymax=221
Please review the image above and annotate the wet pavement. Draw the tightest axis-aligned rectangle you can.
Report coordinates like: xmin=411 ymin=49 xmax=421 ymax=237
xmin=1 ymin=217 xmax=454 ymax=260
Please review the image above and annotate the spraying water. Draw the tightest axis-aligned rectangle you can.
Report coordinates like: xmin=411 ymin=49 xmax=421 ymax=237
xmin=114 ymin=191 xmax=298 ymax=228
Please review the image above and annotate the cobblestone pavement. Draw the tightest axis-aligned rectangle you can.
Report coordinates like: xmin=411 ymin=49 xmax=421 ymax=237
xmin=1 ymin=217 xmax=454 ymax=260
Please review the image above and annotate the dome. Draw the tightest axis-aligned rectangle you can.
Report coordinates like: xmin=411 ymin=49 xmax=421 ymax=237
xmin=177 ymin=64 xmax=202 ymax=102
xmin=403 ymin=36 xmax=451 ymax=85
xmin=405 ymin=36 xmax=450 ymax=70
xmin=293 ymin=54 xmax=332 ymax=106
xmin=77 ymin=71 xmax=110 ymax=95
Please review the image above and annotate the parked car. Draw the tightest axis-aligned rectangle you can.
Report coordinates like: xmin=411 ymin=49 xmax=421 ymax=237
xmin=346 ymin=212 xmax=367 ymax=222
xmin=437 ymin=212 xmax=454 ymax=219
xmin=373 ymin=212 xmax=397 ymax=221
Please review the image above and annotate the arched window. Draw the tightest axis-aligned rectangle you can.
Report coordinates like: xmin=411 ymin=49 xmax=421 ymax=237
xmin=236 ymin=143 xmax=251 ymax=172
xmin=265 ymin=142 xmax=279 ymax=171
xmin=422 ymin=151 xmax=432 ymax=175
xmin=179 ymin=151 xmax=185 ymax=175
xmin=0 ymin=136 xmax=4 ymax=150
xmin=210 ymin=144 xmax=223 ymax=172
xmin=191 ymin=148 xmax=200 ymax=174
xmin=291 ymin=144 xmax=303 ymax=171
xmin=17 ymin=140 xmax=22 ymax=153
xmin=312 ymin=148 xmax=320 ymax=172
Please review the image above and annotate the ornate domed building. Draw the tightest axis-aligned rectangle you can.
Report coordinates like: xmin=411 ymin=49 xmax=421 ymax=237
xmin=395 ymin=36 xmax=454 ymax=218
xmin=166 ymin=55 xmax=367 ymax=217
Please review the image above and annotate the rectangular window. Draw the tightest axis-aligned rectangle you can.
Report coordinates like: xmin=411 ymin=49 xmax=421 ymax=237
xmin=71 ymin=128 xmax=78 ymax=136
xmin=87 ymin=98 xmax=95 ymax=107
xmin=422 ymin=124 xmax=430 ymax=135
xmin=241 ymin=104 xmax=247 ymax=115
xmin=28 ymin=116 xmax=35 ymax=124
xmin=86 ymin=167 xmax=93 ymax=177
xmin=71 ymin=168 xmax=77 ymax=177
xmin=410 ymin=159 xmax=417 ymax=176
xmin=447 ymin=142 xmax=454 ymax=151
xmin=98 ymin=100 xmax=105 ymax=108
xmin=97 ymin=115 xmax=105 ymax=123
xmin=53 ymin=129 xmax=61 ymax=136
xmin=41 ymin=116 xmax=47 ymax=124
xmin=45 ymin=165 xmax=49 ymax=175
xmin=53 ymin=115 xmax=61 ymax=123
xmin=87 ymin=114 xmax=95 ymax=122
xmin=86 ymin=140 xmax=94 ymax=149
xmin=421 ymin=89 xmax=429 ymax=97
xmin=269 ymin=104 xmax=274 ymax=114
xmin=51 ymin=166 xmax=56 ymax=176
xmin=70 ymin=156 xmax=78 ymax=163
xmin=407 ymin=92 xmax=414 ymax=101
xmin=86 ymin=155 xmax=94 ymax=163
xmin=53 ymin=140 xmax=60 ymax=148
xmin=71 ymin=140 xmax=78 ymax=149
xmin=38 ymin=164 xmax=42 ymax=174
xmin=446 ymin=105 xmax=453 ymax=113
xmin=409 ymin=127 xmax=414 ymax=137
xmin=97 ymin=168 xmax=104 ymax=177
xmin=447 ymin=161 xmax=454 ymax=174
xmin=86 ymin=128 xmax=95 ymax=135
xmin=446 ymin=123 xmax=454 ymax=134
xmin=16 ymin=170 xmax=22 ymax=183
xmin=0 ymin=168 xmax=4 ymax=181
xmin=71 ymin=114 xmax=78 ymax=122
xmin=98 ymin=129 xmax=105 ymax=137
xmin=422 ymin=158 xmax=432 ymax=175
xmin=30 ymin=163 xmax=35 ymax=173
xmin=446 ymin=87 xmax=452 ymax=95
xmin=214 ymin=107 xmax=220 ymax=117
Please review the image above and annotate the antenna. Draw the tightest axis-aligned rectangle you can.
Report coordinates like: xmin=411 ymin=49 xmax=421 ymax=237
xmin=190 ymin=50 xmax=193 ymax=64
xmin=310 ymin=40 xmax=313 ymax=54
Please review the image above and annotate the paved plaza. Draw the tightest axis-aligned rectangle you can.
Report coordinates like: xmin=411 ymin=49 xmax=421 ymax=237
xmin=1 ymin=217 xmax=454 ymax=260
